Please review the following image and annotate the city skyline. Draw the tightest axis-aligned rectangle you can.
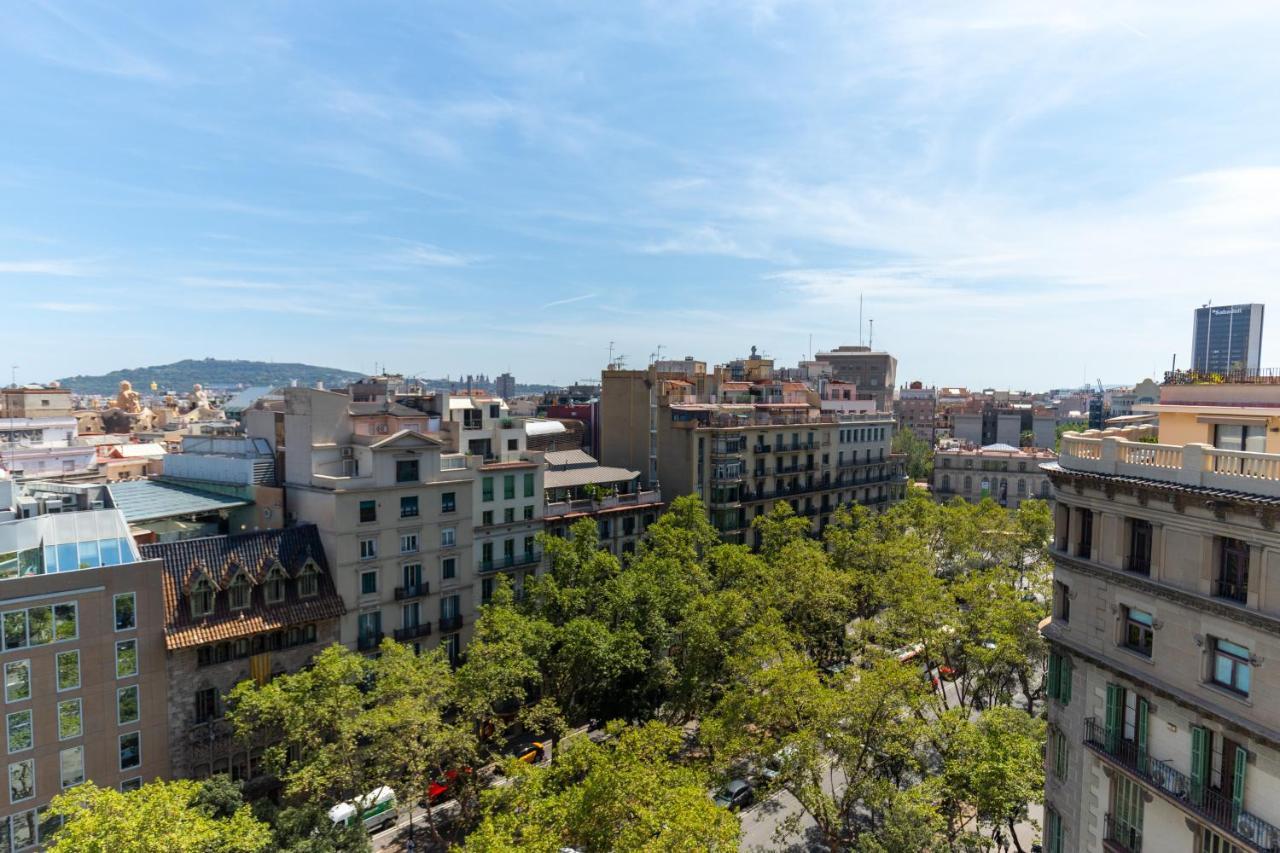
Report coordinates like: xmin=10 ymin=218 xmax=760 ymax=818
xmin=3 ymin=3 xmax=1280 ymax=385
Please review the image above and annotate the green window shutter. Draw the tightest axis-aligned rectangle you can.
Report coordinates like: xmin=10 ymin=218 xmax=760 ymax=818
xmin=1136 ymin=697 xmax=1149 ymax=770
xmin=1232 ymin=744 xmax=1248 ymax=819
xmin=1060 ymin=656 xmax=1072 ymax=706
xmin=523 ymin=473 xmax=534 ymax=497
xmin=482 ymin=477 xmax=494 ymax=502
xmin=1190 ymin=725 xmax=1207 ymax=806
xmin=1047 ymin=652 xmax=1060 ymax=701
xmin=1104 ymin=684 xmax=1122 ymax=753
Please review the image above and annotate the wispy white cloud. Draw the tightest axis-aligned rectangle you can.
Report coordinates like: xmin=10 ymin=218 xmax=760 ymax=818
xmin=639 ymin=225 xmax=793 ymax=263
xmin=26 ymin=301 xmax=107 ymax=313
xmin=0 ymin=260 xmax=89 ymax=276
xmin=541 ymin=293 xmax=597 ymax=310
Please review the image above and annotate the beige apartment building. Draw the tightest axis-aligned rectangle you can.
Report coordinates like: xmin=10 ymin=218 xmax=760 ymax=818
xmin=932 ymin=443 xmax=1056 ymax=509
xmin=812 ymin=345 xmax=898 ymax=412
xmin=1042 ymin=372 xmax=1280 ymax=853
xmin=0 ymin=482 xmax=169 ymax=848
xmin=246 ymin=387 xmax=477 ymax=663
xmin=541 ymin=450 xmax=664 ymax=557
xmin=601 ymin=363 xmax=906 ymax=544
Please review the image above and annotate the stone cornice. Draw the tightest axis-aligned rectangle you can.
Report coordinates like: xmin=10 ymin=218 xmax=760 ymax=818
xmin=1044 ymin=624 xmax=1280 ymax=751
xmin=1053 ymin=550 xmax=1280 ymax=636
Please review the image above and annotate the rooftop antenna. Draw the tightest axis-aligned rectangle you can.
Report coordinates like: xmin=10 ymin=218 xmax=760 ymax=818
xmin=859 ymin=294 xmax=864 ymax=346
xmin=607 ymin=341 xmax=616 ymax=369
xmin=868 ymin=319 xmax=874 ymax=350
xmin=655 ymin=344 xmax=664 ymax=364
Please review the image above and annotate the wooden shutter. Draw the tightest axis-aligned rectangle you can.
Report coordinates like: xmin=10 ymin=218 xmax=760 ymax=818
xmin=1060 ymin=656 xmax=1072 ymax=706
xmin=1232 ymin=744 xmax=1248 ymax=819
xmin=1047 ymin=652 xmax=1060 ymax=701
xmin=1105 ymin=683 xmax=1122 ymax=753
xmin=1136 ymin=697 xmax=1149 ymax=769
xmin=1190 ymin=725 xmax=1207 ymax=806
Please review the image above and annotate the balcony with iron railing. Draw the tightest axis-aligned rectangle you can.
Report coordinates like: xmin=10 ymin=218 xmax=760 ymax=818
xmin=543 ymin=489 xmax=663 ymax=519
xmin=479 ymin=551 xmax=542 ymax=572
xmin=394 ymin=582 xmax=430 ymax=601
xmin=1103 ymin=813 xmax=1142 ymax=852
xmin=1164 ymin=368 xmax=1280 ymax=386
xmin=439 ymin=614 xmax=464 ymax=633
xmin=1083 ymin=717 xmax=1280 ymax=851
xmin=357 ymin=631 xmax=384 ymax=652
xmin=1058 ymin=431 xmax=1280 ymax=499
xmin=394 ymin=622 xmax=432 ymax=642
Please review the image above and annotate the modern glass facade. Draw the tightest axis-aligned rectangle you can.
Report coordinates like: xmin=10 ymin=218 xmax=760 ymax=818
xmin=1192 ymin=303 xmax=1265 ymax=373
xmin=0 ymin=510 xmax=139 ymax=580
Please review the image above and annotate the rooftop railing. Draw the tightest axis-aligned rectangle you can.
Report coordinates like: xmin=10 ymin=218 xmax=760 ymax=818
xmin=1058 ymin=430 xmax=1280 ymax=498
xmin=1164 ymin=367 xmax=1280 ymax=386
xmin=543 ymin=489 xmax=662 ymax=518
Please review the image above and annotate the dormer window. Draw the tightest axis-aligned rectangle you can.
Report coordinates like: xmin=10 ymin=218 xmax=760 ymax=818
xmin=190 ymin=579 xmax=215 ymax=618
xmin=298 ymin=563 xmax=319 ymax=598
xmin=228 ymin=573 xmax=251 ymax=611
xmin=264 ymin=566 xmax=287 ymax=605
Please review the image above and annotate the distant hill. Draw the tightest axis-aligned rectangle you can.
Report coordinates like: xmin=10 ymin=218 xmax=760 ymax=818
xmin=59 ymin=359 xmax=364 ymax=397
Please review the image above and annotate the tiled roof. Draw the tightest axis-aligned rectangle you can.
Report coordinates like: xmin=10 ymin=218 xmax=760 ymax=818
xmin=141 ymin=525 xmax=346 ymax=650
xmin=544 ymin=466 xmax=639 ymax=490
xmin=544 ymin=449 xmax=597 ymax=469
xmin=107 ymin=479 xmax=249 ymax=523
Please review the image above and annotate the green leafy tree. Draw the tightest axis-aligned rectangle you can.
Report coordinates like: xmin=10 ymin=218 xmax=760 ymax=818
xmin=892 ymin=427 xmax=934 ymax=480
xmin=45 ymin=779 xmax=271 ymax=853
xmin=465 ymin=722 xmax=739 ymax=852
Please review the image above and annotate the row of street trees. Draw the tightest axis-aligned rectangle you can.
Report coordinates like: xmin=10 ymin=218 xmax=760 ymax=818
xmin=44 ymin=490 xmax=1052 ymax=852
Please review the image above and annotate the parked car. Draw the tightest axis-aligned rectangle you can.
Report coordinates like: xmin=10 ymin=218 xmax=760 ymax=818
xmin=328 ymin=785 xmax=398 ymax=833
xmin=759 ymin=745 xmax=796 ymax=783
xmin=516 ymin=742 xmax=546 ymax=764
xmin=713 ymin=779 xmax=754 ymax=811
xmin=423 ymin=767 xmax=472 ymax=805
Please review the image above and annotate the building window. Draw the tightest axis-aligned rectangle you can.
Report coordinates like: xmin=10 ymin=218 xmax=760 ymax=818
xmin=298 ymin=565 xmax=319 ymax=598
xmin=114 ymin=593 xmax=137 ymax=631
xmin=228 ymin=573 xmax=251 ymax=610
xmin=963 ymin=475 xmax=972 ymax=493
xmin=1214 ymin=423 xmax=1266 ymax=453
xmin=481 ymin=577 xmax=494 ymax=604
xmin=523 ymin=473 xmax=535 ymax=498
xmin=4 ymin=662 xmax=30 ymax=704
xmin=1054 ymin=581 xmax=1070 ymax=624
xmin=60 ymin=746 xmax=84 ymax=789
xmin=396 ymin=459 xmax=419 ymax=483
xmin=400 ymin=533 xmax=419 ymax=554
xmin=56 ymin=651 xmax=79 ymax=692
xmin=523 ymin=504 xmax=534 ymax=520
xmin=6 ymin=807 xmax=36 ymax=847
xmin=115 ymin=639 xmax=138 ymax=679
xmin=1046 ymin=651 xmax=1071 ymax=705
xmin=1215 ymin=537 xmax=1249 ymax=604
xmin=503 ymin=507 xmax=515 ymax=523
xmin=1077 ymin=509 xmax=1093 ymax=559
xmin=481 ymin=541 xmax=494 ymax=564
xmin=482 ymin=477 xmax=494 ymax=502
xmin=1210 ymin=637 xmax=1251 ymax=696
xmin=1050 ymin=727 xmax=1068 ymax=780
xmin=360 ymin=570 xmax=378 ymax=596
xmin=57 ymin=699 xmax=81 ymax=740
xmin=442 ymin=557 xmax=456 ymax=580
xmin=6 ymin=710 xmax=32 ymax=754
xmin=117 ymin=685 xmax=140 ymax=725
xmin=441 ymin=492 xmax=456 ymax=513
xmin=482 ymin=510 xmax=494 ymax=526
xmin=121 ymin=777 xmax=142 ymax=793
xmin=264 ymin=567 xmax=286 ymax=604
xmin=9 ymin=758 xmax=34 ymax=803
xmin=503 ymin=475 xmax=515 ymax=500
xmin=359 ymin=538 xmax=377 ymax=560
xmin=1127 ymin=519 xmax=1152 ymax=575
xmin=1123 ymin=607 xmax=1153 ymax=657
xmin=359 ymin=500 xmax=377 ymax=523
xmin=119 ymin=732 xmax=141 ymax=771
xmin=623 ymin=517 xmax=635 ymax=536
xmin=190 ymin=578 xmax=215 ymax=618
xmin=441 ymin=528 xmax=455 ymax=548
xmin=194 ymin=687 xmax=219 ymax=724
xmin=400 ymin=496 xmax=419 ymax=518
xmin=523 ymin=535 xmax=536 ymax=557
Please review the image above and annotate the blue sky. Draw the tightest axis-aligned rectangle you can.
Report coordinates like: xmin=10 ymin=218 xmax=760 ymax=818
xmin=2 ymin=2 xmax=1278 ymax=389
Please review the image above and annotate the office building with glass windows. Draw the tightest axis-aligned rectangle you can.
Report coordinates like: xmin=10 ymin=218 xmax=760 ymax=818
xmin=1041 ymin=370 xmax=1280 ymax=852
xmin=1192 ymin=303 xmax=1264 ymax=375
xmin=0 ymin=475 xmax=169 ymax=849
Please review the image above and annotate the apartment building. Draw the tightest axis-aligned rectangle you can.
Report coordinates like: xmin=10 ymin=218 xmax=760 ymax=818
xmin=474 ymin=457 xmax=544 ymax=607
xmin=245 ymin=386 xmax=477 ymax=663
xmin=932 ymin=444 xmax=1056 ymax=509
xmin=601 ymin=362 xmax=906 ymax=545
xmin=894 ymin=382 xmax=937 ymax=445
xmin=812 ymin=345 xmax=898 ymax=412
xmin=1042 ymin=371 xmax=1280 ymax=853
xmin=0 ymin=477 xmax=169 ymax=847
xmin=541 ymin=450 xmax=663 ymax=557
xmin=140 ymin=526 xmax=345 ymax=782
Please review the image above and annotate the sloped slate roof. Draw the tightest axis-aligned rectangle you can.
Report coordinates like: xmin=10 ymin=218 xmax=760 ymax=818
xmin=140 ymin=525 xmax=346 ymax=650
xmin=543 ymin=449 xmax=597 ymax=469
xmin=106 ymin=479 xmax=248 ymax=523
xmin=544 ymin=465 xmax=640 ymax=489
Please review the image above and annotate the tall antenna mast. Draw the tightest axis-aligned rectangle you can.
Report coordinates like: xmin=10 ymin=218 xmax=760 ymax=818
xmin=868 ymin=319 xmax=874 ymax=350
xmin=859 ymin=295 xmax=864 ymax=346
xmin=607 ymin=341 xmax=616 ymax=369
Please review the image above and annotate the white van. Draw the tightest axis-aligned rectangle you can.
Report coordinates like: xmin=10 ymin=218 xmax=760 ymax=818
xmin=328 ymin=785 xmax=398 ymax=833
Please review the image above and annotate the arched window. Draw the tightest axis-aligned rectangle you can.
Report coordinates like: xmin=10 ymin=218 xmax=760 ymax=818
xmin=963 ymin=475 xmax=972 ymax=493
xmin=264 ymin=566 xmax=287 ymax=605
xmin=228 ymin=572 xmax=251 ymax=611
xmin=190 ymin=578 xmax=215 ymax=618
xmin=298 ymin=563 xmax=319 ymax=599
